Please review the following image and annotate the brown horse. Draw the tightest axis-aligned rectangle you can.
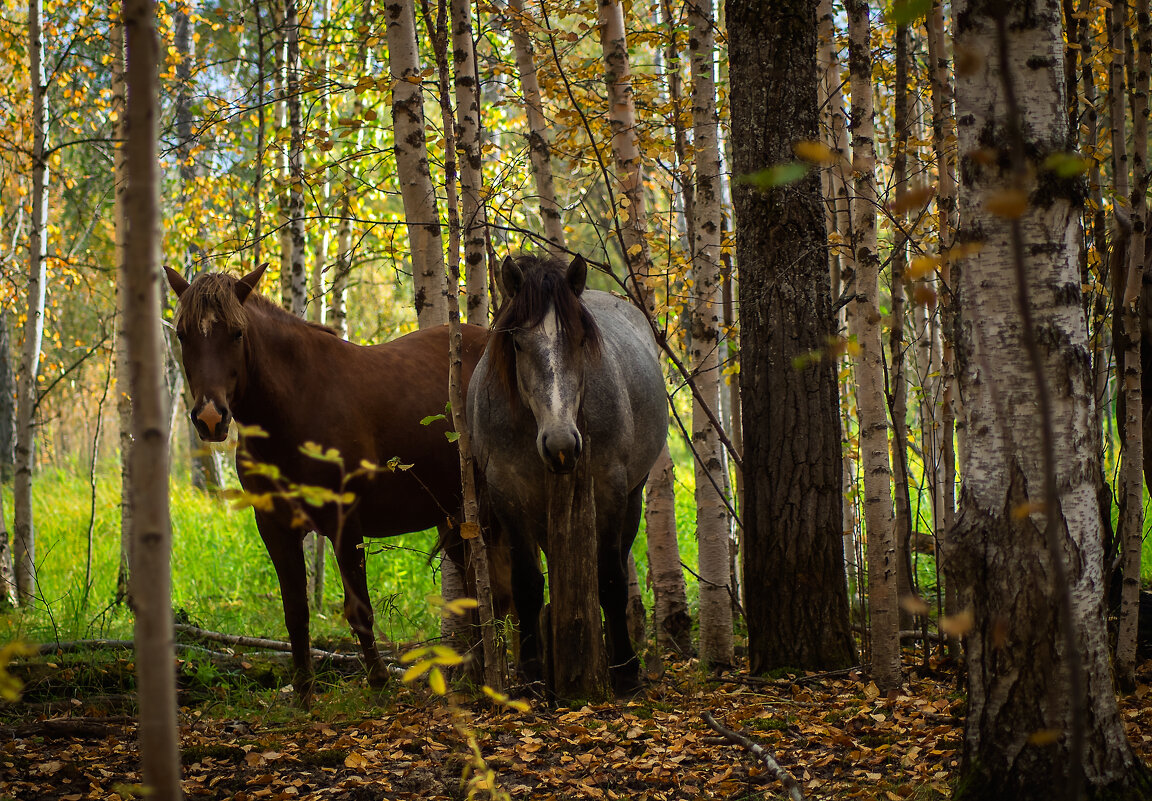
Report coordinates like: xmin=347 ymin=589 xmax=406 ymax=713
xmin=165 ymin=264 xmax=489 ymax=703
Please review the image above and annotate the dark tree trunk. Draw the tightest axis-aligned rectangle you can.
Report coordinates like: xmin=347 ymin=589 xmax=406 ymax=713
xmin=729 ymin=0 xmax=856 ymax=672
xmin=545 ymin=450 xmax=609 ymax=702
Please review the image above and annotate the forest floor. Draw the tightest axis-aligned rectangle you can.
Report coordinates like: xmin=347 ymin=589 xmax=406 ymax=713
xmin=1 ymin=645 xmax=1151 ymax=801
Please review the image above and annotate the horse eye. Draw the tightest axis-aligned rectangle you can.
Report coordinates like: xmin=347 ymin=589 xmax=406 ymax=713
xmin=232 ymin=330 xmax=243 ymax=342
xmin=512 ymin=339 xmax=522 ymax=352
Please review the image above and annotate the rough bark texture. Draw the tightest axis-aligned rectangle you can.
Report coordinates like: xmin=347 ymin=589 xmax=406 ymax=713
xmin=949 ymin=0 xmax=1152 ymax=796
xmin=546 ymin=460 xmax=609 ymax=702
xmin=112 ymin=12 xmax=133 ymax=605
xmin=597 ymin=0 xmax=653 ymax=301
xmin=385 ymin=0 xmax=448 ymax=328
xmin=0 ymin=311 xmax=14 ymax=482
xmin=285 ymin=0 xmax=307 ymax=319
xmin=0 ymin=486 xmax=13 ymax=607
xmin=508 ymin=0 xmax=565 ymax=253
xmin=890 ymin=23 xmax=916 ymax=630
xmin=688 ymin=0 xmax=732 ymax=670
xmin=926 ymin=0 xmax=959 ymax=638
xmin=14 ymin=0 xmax=49 ymax=605
xmin=123 ymin=0 xmax=184 ymax=794
xmin=645 ymin=442 xmax=692 ymax=654
xmin=846 ymin=0 xmax=900 ymax=691
xmin=729 ymin=0 xmax=856 ymax=673
xmin=449 ymin=0 xmax=488 ymax=325
xmin=1116 ymin=0 xmax=1150 ymax=690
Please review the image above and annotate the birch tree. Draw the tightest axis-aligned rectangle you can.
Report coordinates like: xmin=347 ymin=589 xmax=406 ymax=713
xmin=450 ymin=0 xmax=488 ymax=324
xmin=113 ymin=11 xmax=133 ymax=603
xmin=286 ymin=0 xmax=307 ymax=319
xmin=948 ymin=0 xmax=1151 ymax=795
xmin=1115 ymin=0 xmax=1150 ymax=690
xmin=845 ymin=0 xmax=900 ymax=691
xmin=385 ymin=0 xmax=448 ymax=327
xmin=508 ymin=0 xmax=565 ymax=252
xmin=686 ymin=0 xmax=732 ymax=669
xmin=123 ymin=0 xmax=183 ymax=794
xmin=13 ymin=0 xmax=50 ymax=605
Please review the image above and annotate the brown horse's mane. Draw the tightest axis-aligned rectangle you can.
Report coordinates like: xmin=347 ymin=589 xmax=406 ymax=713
xmin=487 ymin=255 xmax=601 ymax=404
xmin=176 ymin=271 xmax=338 ymax=337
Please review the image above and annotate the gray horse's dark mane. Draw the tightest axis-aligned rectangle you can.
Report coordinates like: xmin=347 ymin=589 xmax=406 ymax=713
xmin=176 ymin=271 xmax=337 ymax=337
xmin=487 ymin=255 xmax=602 ymax=404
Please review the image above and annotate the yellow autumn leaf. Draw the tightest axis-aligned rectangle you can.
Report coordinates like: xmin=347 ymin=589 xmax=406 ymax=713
xmin=985 ymin=188 xmax=1029 ymax=219
xmin=907 ymin=255 xmax=940 ymax=281
xmin=429 ymin=666 xmax=447 ymax=695
xmin=792 ymin=140 xmax=836 ymax=165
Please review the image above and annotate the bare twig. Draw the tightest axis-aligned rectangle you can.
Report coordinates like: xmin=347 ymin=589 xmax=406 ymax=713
xmin=702 ymin=711 xmax=805 ymax=801
xmin=173 ymin=623 xmax=375 ymax=665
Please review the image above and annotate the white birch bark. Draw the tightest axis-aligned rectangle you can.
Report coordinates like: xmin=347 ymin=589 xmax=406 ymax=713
xmin=312 ymin=0 xmax=332 ymax=329
xmin=845 ymin=0 xmax=900 ymax=691
xmin=385 ymin=0 xmax=448 ymax=327
xmin=926 ymin=0 xmax=959 ymax=633
xmin=450 ymin=0 xmax=488 ymax=325
xmin=687 ymin=0 xmax=732 ymax=669
xmin=948 ymin=0 xmax=1148 ymax=791
xmin=286 ymin=0 xmax=307 ymax=319
xmin=818 ymin=0 xmax=860 ymax=605
xmin=1115 ymin=0 xmax=1149 ymax=689
xmin=122 ymin=0 xmax=183 ymax=792
xmin=597 ymin=0 xmax=654 ymax=300
xmin=13 ymin=0 xmax=49 ymax=605
xmin=112 ymin=13 xmax=133 ymax=604
xmin=508 ymin=0 xmax=565 ymax=252
xmin=644 ymin=440 xmax=691 ymax=654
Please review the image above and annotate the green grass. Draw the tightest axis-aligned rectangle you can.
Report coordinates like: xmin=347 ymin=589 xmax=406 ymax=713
xmin=0 ymin=440 xmax=702 ymax=652
xmin=1 ymin=458 xmax=445 ymax=649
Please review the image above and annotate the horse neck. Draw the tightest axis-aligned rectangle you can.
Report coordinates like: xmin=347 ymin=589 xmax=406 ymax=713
xmin=232 ymin=306 xmax=328 ymax=429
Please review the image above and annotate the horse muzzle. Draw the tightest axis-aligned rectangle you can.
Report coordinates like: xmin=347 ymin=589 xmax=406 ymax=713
xmin=191 ymin=399 xmax=231 ymax=442
xmin=539 ymin=429 xmax=582 ymax=474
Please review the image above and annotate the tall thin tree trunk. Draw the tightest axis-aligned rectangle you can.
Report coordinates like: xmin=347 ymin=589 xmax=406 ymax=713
xmin=687 ymin=0 xmax=732 ymax=669
xmin=123 ymin=0 xmax=183 ymax=793
xmin=0 ymin=311 xmax=14 ymax=483
xmin=386 ymin=0 xmax=448 ymax=327
xmin=890 ymin=22 xmax=916 ymax=629
xmin=329 ymin=4 xmax=374 ymax=340
xmin=927 ymin=0 xmax=958 ymax=645
xmin=846 ymin=0 xmax=900 ymax=691
xmin=508 ymin=0 xmax=565 ymax=252
xmin=1115 ymin=0 xmax=1149 ymax=689
xmin=312 ymin=0 xmax=332 ymax=331
xmin=450 ymin=0 xmax=488 ymax=325
xmin=112 ymin=13 xmax=133 ymax=604
xmin=14 ymin=0 xmax=50 ymax=605
xmin=424 ymin=0 xmax=502 ymax=686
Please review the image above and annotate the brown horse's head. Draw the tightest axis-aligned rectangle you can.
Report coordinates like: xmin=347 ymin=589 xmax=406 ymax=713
xmin=165 ymin=264 xmax=266 ymax=442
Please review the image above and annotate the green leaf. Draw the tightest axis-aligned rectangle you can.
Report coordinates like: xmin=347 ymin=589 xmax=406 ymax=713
xmin=737 ymin=162 xmax=808 ymax=190
xmin=887 ymin=0 xmax=932 ymax=25
xmin=420 ymin=413 xmax=447 ymax=426
xmin=1043 ymin=152 xmax=1092 ymax=178
xmin=445 ymin=430 xmax=460 ymax=443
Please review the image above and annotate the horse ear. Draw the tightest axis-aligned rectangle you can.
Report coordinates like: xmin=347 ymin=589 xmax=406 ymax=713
xmin=235 ymin=262 xmax=268 ymax=305
xmin=501 ymin=256 xmax=523 ymax=298
xmin=566 ymin=255 xmax=587 ymax=296
xmin=164 ymin=265 xmax=190 ymax=298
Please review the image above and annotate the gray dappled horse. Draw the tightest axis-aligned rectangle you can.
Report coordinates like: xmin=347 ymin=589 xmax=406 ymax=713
xmin=467 ymin=254 xmax=667 ymax=694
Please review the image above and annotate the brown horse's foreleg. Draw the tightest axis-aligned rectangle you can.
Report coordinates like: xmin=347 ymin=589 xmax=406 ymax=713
xmin=256 ymin=513 xmax=315 ymax=706
xmin=331 ymin=525 xmax=388 ymax=686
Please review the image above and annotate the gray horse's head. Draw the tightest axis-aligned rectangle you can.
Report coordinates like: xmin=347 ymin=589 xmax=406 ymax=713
xmin=490 ymin=254 xmax=601 ymax=473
